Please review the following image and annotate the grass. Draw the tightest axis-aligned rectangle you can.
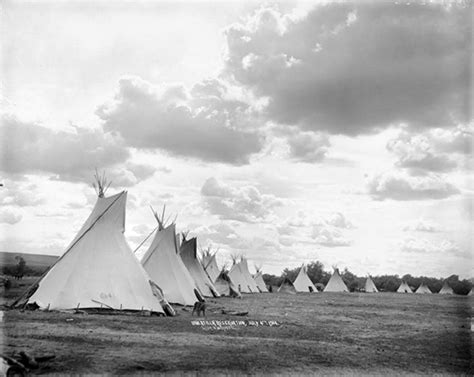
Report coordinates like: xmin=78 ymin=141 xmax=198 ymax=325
xmin=1 ymin=279 xmax=472 ymax=375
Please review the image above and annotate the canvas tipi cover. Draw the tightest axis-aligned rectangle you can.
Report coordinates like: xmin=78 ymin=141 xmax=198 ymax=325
xmin=253 ymin=269 xmax=269 ymax=293
xmin=293 ymin=264 xmax=317 ymax=293
xmin=141 ymin=224 xmax=199 ymax=306
xmin=214 ymin=270 xmax=241 ymax=298
xmin=180 ymin=237 xmax=220 ymax=297
xmin=438 ymin=281 xmax=454 ymax=295
xmin=228 ymin=261 xmax=250 ymax=293
xmin=415 ymin=282 xmax=432 ymax=294
xmin=364 ymin=276 xmax=378 ymax=293
xmin=277 ymin=278 xmax=297 ymax=294
xmin=324 ymin=268 xmax=349 ymax=292
xmin=202 ymin=252 xmax=220 ymax=283
xmin=15 ymin=192 xmax=164 ymax=313
xmin=397 ymin=281 xmax=412 ymax=293
xmin=240 ymin=258 xmax=259 ymax=293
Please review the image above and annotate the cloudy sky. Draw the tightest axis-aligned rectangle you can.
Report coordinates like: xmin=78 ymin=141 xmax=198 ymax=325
xmin=1 ymin=0 xmax=472 ymax=279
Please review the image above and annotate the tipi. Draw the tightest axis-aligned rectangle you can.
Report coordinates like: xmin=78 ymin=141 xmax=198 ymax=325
xmin=140 ymin=208 xmax=200 ymax=306
xmin=468 ymin=288 xmax=473 ymax=296
xmin=228 ymin=257 xmax=250 ymax=293
xmin=364 ymin=276 xmax=379 ymax=293
xmin=293 ymin=264 xmax=317 ymax=293
xmin=253 ymin=266 xmax=269 ymax=293
xmin=438 ymin=281 xmax=454 ymax=295
xmin=324 ymin=268 xmax=349 ymax=292
xmin=180 ymin=235 xmax=220 ymax=298
xmin=13 ymin=178 xmax=164 ymax=313
xmin=214 ymin=268 xmax=241 ymax=298
xmin=397 ymin=281 xmax=412 ymax=293
xmin=415 ymin=282 xmax=432 ymax=294
xmin=201 ymin=247 xmax=220 ymax=283
xmin=239 ymin=257 xmax=260 ymax=293
xmin=277 ymin=277 xmax=297 ymax=294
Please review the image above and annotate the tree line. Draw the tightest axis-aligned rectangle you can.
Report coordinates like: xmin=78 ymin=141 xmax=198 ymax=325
xmin=262 ymin=261 xmax=473 ymax=295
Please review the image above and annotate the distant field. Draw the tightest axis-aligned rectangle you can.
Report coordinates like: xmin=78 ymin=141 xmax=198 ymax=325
xmin=1 ymin=280 xmax=472 ymax=375
xmin=0 ymin=251 xmax=58 ymax=276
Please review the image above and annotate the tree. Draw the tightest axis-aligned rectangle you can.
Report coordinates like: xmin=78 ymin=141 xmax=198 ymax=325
xmin=306 ymin=261 xmax=329 ymax=284
xmin=281 ymin=267 xmax=299 ymax=283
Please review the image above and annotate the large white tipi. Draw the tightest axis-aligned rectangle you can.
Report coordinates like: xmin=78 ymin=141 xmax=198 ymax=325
xmin=140 ymin=211 xmax=199 ymax=306
xmin=14 ymin=189 xmax=164 ymax=313
xmin=293 ymin=264 xmax=317 ymax=293
xmin=438 ymin=281 xmax=454 ymax=295
xmin=364 ymin=276 xmax=379 ymax=293
xmin=397 ymin=281 xmax=412 ymax=293
xmin=324 ymin=268 xmax=349 ymax=292
xmin=180 ymin=236 xmax=220 ymax=298
xmin=415 ymin=282 xmax=432 ymax=294
xmin=253 ymin=267 xmax=269 ymax=293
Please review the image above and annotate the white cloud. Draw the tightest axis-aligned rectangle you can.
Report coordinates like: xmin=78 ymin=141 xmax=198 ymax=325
xmin=311 ymin=225 xmax=351 ymax=247
xmin=224 ymin=3 xmax=470 ymax=134
xmin=0 ymin=114 xmax=152 ymax=186
xmin=0 ymin=207 xmax=22 ymax=224
xmin=0 ymin=180 xmax=45 ymax=207
xmin=97 ymin=76 xmax=263 ymax=165
xmin=400 ymin=238 xmax=461 ymax=256
xmin=403 ymin=218 xmax=441 ymax=233
xmin=387 ymin=125 xmax=473 ymax=175
xmin=287 ymin=131 xmax=329 ymax=162
xmin=367 ymin=170 xmax=459 ymax=201
xmin=201 ymin=177 xmax=282 ymax=223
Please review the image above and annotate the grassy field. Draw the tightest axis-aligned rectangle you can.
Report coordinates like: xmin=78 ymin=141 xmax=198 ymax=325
xmin=1 ymin=278 xmax=472 ymax=375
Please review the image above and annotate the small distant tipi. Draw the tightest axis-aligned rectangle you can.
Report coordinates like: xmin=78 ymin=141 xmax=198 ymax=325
xmin=397 ymin=280 xmax=412 ymax=293
xmin=201 ymin=247 xmax=220 ymax=284
xmin=324 ymin=268 xmax=349 ymax=292
xmin=253 ymin=266 xmax=269 ymax=293
xmin=214 ymin=268 xmax=241 ymax=298
xmin=438 ymin=281 xmax=454 ymax=295
xmin=415 ymin=282 xmax=432 ymax=294
xmin=293 ymin=264 xmax=317 ymax=293
xmin=277 ymin=277 xmax=297 ymax=294
xmin=364 ymin=275 xmax=378 ymax=293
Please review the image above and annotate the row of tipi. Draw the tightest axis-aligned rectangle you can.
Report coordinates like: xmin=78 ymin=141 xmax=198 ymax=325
xmin=12 ymin=181 xmax=468 ymax=313
xmin=277 ymin=265 xmax=459 ymax=295
xmin=12 ymin=182 xmax=272 ymax=312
